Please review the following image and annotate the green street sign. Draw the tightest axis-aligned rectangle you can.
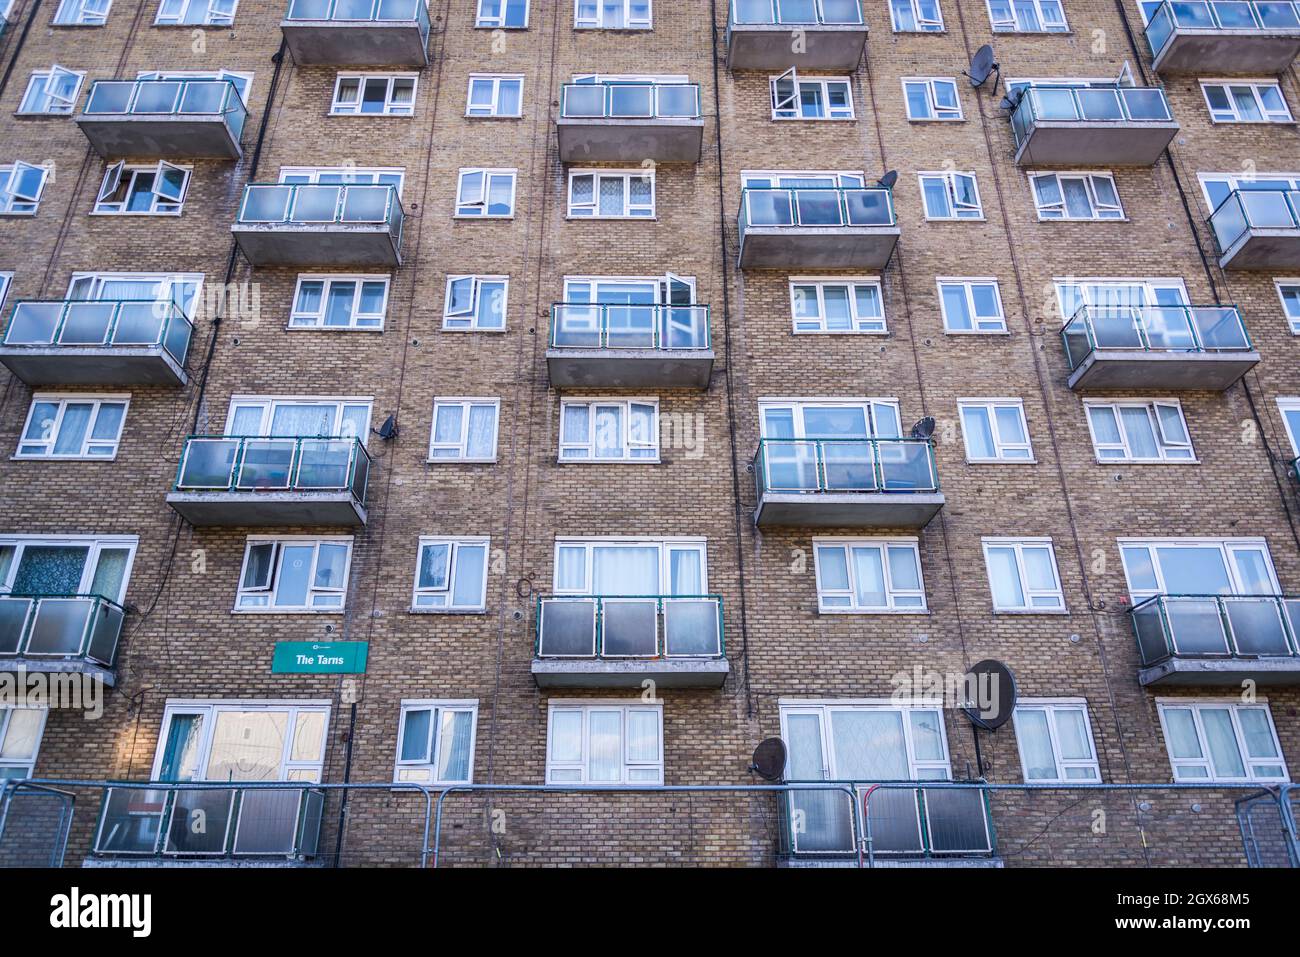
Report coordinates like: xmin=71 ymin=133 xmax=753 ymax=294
xmin=272 ymin=641 xmax=368 ymax=674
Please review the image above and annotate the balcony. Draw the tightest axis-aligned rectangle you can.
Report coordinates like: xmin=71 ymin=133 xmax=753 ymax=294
xmin=0 ymin=300 xmax=192 ymax=387
xmin=1145 ymin=0 xmax=1300 ymax=74
xmin=547 ymin=303 xmax=714 ymax=389
xmin=231 ymin=183 xmax=404 ymax=266
xmin=738 ymin=187 xmax=898 ymax=270
xmin=1061 ymin=304 xmax=1258 ymax=391
xmin=726 ymin=0 xmax=868 ymax=71
xmin=1009 ymin=85 xmax=1178 ymax=168
xmin=1210 ymin=189 xmax=1300 ymax=270
xmin=531 ymin=595 xmax=728 ymax=688
xmin=0 ymin=595 xmax=123 ymax=686
xmin=1131 ymin=594 xmax=1300 ymax=686
xmin=90 ymin=786 xmax=324 ymax=864
xmin=557 ymin=82 xmax=704 ymax=164
xmin=752 ymin=438 xmax=944 ymax=528
xmin=166 ymin=435 xmax=371 ymax=527
xmin=76 ymin=79 xmax=246 ymax=159
xmin=281 ymin=0 xmax=430 ymax=67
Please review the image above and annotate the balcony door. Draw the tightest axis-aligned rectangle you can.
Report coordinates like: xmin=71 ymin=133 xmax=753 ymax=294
xmin=560 ymin=276 xmax=699 ymax=349
xmin=742 ymin=172 xmax=864 ymax=227
xmin=759 ymin=400 xmax=900 ymax=492
xmin=1056 ymin=279 xmax=1191 ymax=350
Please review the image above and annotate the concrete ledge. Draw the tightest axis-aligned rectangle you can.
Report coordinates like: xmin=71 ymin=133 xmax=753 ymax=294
xmin=531 ymin=657 xmax=729 ymax=688
xmin=1138 ymin=656 xmax=1300 ymax=687
xmin=0 ymin=346 xmax=188 ymax=387
xmin=166 ymin=491 xmax=367 ymax=527
xmin=280 ymin=21 xmax=429 ymax=66
xmin=84 ymin=857 xmax=321 ymax=867
xmin=76 ymin=114 xmax=243 ymax=159
xmin=739 ymin=226 xmax=899 ymax=270
xmin=231 ymin=223 xmax=402 ymax=267
xmin=780 ymin=856 xmax=1003 ymax=868
xmin=725 ymin=23 xmax=868 ymax=71
xmin=0 ymin=657 xmax=115 ymax=687
xmin=545 ymin=348 xmax=714 ymax=389
xmin=1066 ymin=350 xmax=1260 ymax=392
xmin=557 ymin=117 xmax=704 ymax=164
xmin=754 ymin=492 xmax=945 ymax=529
xmin=1217 ymin=229 xmax=1300 ymax=271
xmin=1013 ymin=120 xmax=1179 ymax=168
xmin=1152 ymin=29 xmax=1300 ymax=75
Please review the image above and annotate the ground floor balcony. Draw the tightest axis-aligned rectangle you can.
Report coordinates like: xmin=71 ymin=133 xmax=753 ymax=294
xmin=0 ymin=594 xmax=122 ymax=686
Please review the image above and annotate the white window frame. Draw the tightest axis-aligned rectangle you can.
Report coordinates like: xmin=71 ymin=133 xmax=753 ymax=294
xmin=546 ymin=701 xmax=664 ymax=785
xmin=278 ymin=166 xmax=402 ymax=191
xmin=937 ymin=278 xmax=1007 ymax=334
xmin=1277 ymin=397 xmax=1300 ymax=455
xmin=393 ymin=700 xmax=479 ymax=785
xmin=1083 ymin=399 xmax=1195 ymax=463
xmin=551 ymin=537 xmax=708 ymax=596
xmin=92 ymin=161 xmax=190 ymax=216
xmin=17 ymin=67 xmax=84 ymax=115
xmin=1156 ymin=700 xmax=1289 ymax=784
xmin=65 ymin=271 xmax=204 ymax=317
xmin=443 ymin=275 xmax=508 ymax=331
xmin=574 ymin=0 xmax=651 ymax=30
xmin=981 ymin=537 xmax=1066 ymax=613
xmin=154 ymin=0 xmax=236 ymax=26
xmin=16 ymin=394 xmax=130 ymax=460
xmin=558 ymin=398 xmax=660 ymax=463
xmin=769 ymin=70 xmax=855 ymax=121
xmin=135 ymin=68 xmax=252 ymax=106
xmin=1197 ymin=171 xmax=1300 ymax=214
xmin=0 ymin=273 xmax=10 ymax=312
xmin=475 ymin=0 xmax=529 ymax=28
xmin=1052 ymin=276 xmax=1190 ymax=323
xmin=427 ymin=397 xmax=501 ymax=463
xmin=987 ymin=0 xmax=1068 ymax=32
xmin=223 ymin=395 xmax=373 ymax=439
xmin=0 ymin=163 xmax=50 ymax=216
xmin=1012 ymin=699 xmax=1102 ymax=783
xmin=1030 ymin=171 xmax=1124 ymax=221
xmin=889 ymin=0 xmax=944 ymax=31
xmin=52 ymin=0 xmax=112 ymax=24
xmin=758 ymin=397 xmax=903 ymax=440
xmin=411 ymin=537 xmax=490 ymax=612
xmin=0 ymin=534 xmax=139 ymax=602
xmin=466 ymin=74 xmax=524 ymax=117
xmin=288 ymin=275 xmax=390 ymax=331
xmin=812 ymin=537 xmax=927 ymax=613
xmin=455 ymin=168 xmax=516 ymax=218
xmin=1274 ymin=279 xmax=1300 ymax=335
xmin=918 ymin=170 xmax=983 ymax=220
xmin=150 ymin=700 xmax=330 ymax=783
xmin=788 ymin=277 xmax=886 ymax=334
xmin=234 ymin=536 xmax=354 ymax=614
xmin=567 ymin=169 xmax=655 ymax=219
xmin=329 ymin=73 xmax=418 ymax=117
xmin=0 ymin=708 xmax=48 ymax=780
xmin=1118 ymin=537 xmax=1280 ymax=603
xmin=958 ymin=399 xmax=1034 ymax=462
xmin=902 ymin=77 xmax=962 ymax=121
xmin=778 ymin=700 xmax=955 ymax=782
xmin=1199 ymin=79 xmax=1293 ymax=124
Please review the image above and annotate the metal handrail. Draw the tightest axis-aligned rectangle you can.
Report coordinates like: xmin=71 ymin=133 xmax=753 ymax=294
xmin=173 ymin=434 xmax=372 ymax=504
xmin=1208 ymin=187 xmax=1300 ymax=254
xmin=0 ymin=593 xmax=125 ymax=666
xmin=81 ymin=78 xmax=245 ymax=120
xmin=559 ymin=82 xmax=702 ymax=119
xmin=1146 ymin=0 xmax=1300 ymax=57
xmin=1 ymin=298 xmax=193 ymax=366
xmin=738 ymin=185 xmax=895 ymax=232
xmin=549 ymin=303 xmax=711 ymax=350
xmin=753 ymin=436 xmax=940 ymax=496
xmin=534 ymin=593 xmax=726 ymax=659
xmin=1059 ymin=302 xmax=1252 ymax=370
xmin=237 ymin=181 xmax=404 ymax=229
xmin=284 ymin=0 xmax=430 ymax=27
xmin=1129 ymin=593 xmax=1300 ymax=666
xmin=729 ymin=0 xmax=865 ymax=26
xmin=1009 ymin=84 xmax=1173 ymax=148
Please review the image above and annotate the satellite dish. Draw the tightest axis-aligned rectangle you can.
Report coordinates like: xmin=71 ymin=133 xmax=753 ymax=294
xmin=910 ymin=416 xmax=936 ymax=440
xmin=965 ymin=44 xmax=998 ymax=88
xmin=373 ymin=414 xmax=398 ymax=441
xmin=999 ymin=87 xmax=1025 ymax=112
xmin=750 ymin=738 xmax=787 ymax=781
xmin=961 ymin=659 xmax=1018 ymax=731
xmin=877 ymin=169 xmax=898 ymax=190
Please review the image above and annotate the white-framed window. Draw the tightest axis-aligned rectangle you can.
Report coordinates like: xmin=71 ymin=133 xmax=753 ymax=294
xmin=155 ymin=0 xmax=236 ymax=25
xmin=136 ymin=68 xmax=252 ymax=105
xmin=1198 ymin=172 xmax=1300 ymax=215
xmin=443 ymin=275 xmax=507 ymax=330
xmin=770 ymin=70 xmax=854 ymax=120
xmin=982 ymin=538 xmax=1065 ymax=612
xmin=938 ymin=278 xmax=1006 ymax=333
xmin=919 ymin=171 xmax=982 ymax=220
xmin=411 ymin=538 xmax=489 ymax=611
xmin=789 ymin=278 xmax=885 ymax=333
xmin=279 ymin=166 xmax=402 ymax=190
xmin=330 ymin=74 xmax=416 ymax=116
xmin=1200 ymin=80 xmax=1292 ymax=124
xmin=0 ymin=273 xmax=11 ymax=312
xmin=1157 ymin=701 xmax=1288 ymax=783
xmin=225 ymin=396 xmax=372 ymax=440
xmin=428 ymin=398 xmax=500 ymax=462
xmin=890 ymin=0 xmax=943 ymax=31
xmin=1030 ymin=172 xmax=1123 ymax=221
xmin=1012 ymin=700 xmax=1101 ymax=783
xmin=1278 ymin=397 xmax=1300 ymax=456
xmin=1084 ymin=400 xmax=1193 ymax=463
xmin=813 ymin=538 xmax=926 ymax=613
xmin=18 ymin=67 xmax=83 ymax=115
xmin=235 ymin=537 xmax=353 ymax=613
xmin=546 ymin=702 xmax=663 ymax=785
xmin=574 ymin=0 xmax=651 ymax=29
xmin=567 ymin=169 xmax=654 ymax=219
xmin=476 ymin=0 xmax=528 ymax=27
xmin=0 ymin=709 xmax=48 ymax=780
xmin=53 ymin=0 xmax=111 ymax=24
xmin=455 ymin=168 xmax=516 ymax=218
xmin=288 ymin=276 xmax=388 ymax=331
xmin=559 ymin=398 xmax=659 ymax=462
xmin=1275 ymin=280 xmax=1300 ymax=334
xmin=93 ymin=161 xmax=188 ymax=215
xmin=151 ymin=701 xmax=329 ymax=782
xmin=0 ymin=535 xmax=137 ymax=603
xmin=394 ymin=701 xmax=478 ymax=784
xmin=958 ymin=399 xmax=1033 ymax=462
xmin=988 ymin=0 xmax=1067 ymax=32
xmin=1118 ymin=538 xmax=1280 ymax=602
xmin=902 ymin=77 xmax=962 ymax=120
xmin=760 ymin=397 xmax=903 ymax=441
xmin=17 ymin=395 xmax=129 ymax=460
xmin=1053 ymin=277 xmax=1190 ymax=324
xmin=0 ymin=163 xmax=50 ymax=216
xmin=552 ymin=537 xmax=707 ymax=596
xmin=63 ymin=272 xmax=202 ymax=317
xmin=466 ymin=74 xmax=523 ymax=117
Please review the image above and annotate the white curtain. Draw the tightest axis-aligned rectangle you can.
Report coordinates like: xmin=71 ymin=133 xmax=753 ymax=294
xmin=592 ymin=546 xmax=658 ymax=595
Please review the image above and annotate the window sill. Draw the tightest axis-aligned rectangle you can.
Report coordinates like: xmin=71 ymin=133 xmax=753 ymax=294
xmin=892 ymin=28 xmax=947 ymax=34
xmin=441 ymin=325 xmax=507 ymax=333
xmin=907 ymin=117 xmax=965 ymax=123
xmin=1035 ymin=217 xmax=1130 ymax=224
xmin=1093 ymin=458 xmax=1199 ymax=466
xmin=426 ymin=457 xmax=498 ymax=464
xmin=90 ymin=211 xmax=184 ymax=218
xmin=1208 ymin=118 xmax=1296 ymax=126
xmin=12 ymin=454 xmax=120 ymax=462
xmin=0 ymin=211 xmax=39 ymax=217
xmin=818 ymin=607 xmax=930 ymax=616
xmin=285 ymin=324 xmax=386 ymax=333
xmin=793 ymin=329 xmax=889 ymax=336
xmin=966 ymin=457 xmax=1038 ymax=465
xmin=771 ymin=116 xmax=858 ymax=123
xmin=407 ymin=607 xmax=487 ymax=615
xmin=13 ymin=112 xmax=73 ymax=119
xmin=51 ymin=22 xmax=106 ymax=27
xmin=454 ymin=214 xmax=515 ymax=220
xmin=465 ymin=113 xmax=525 ymax=120
xmin=564 ymin=216 xmax=658 ymax=222
xmin=557 ymin=457 xmax=661 ymax=465
xmin=230 ymin=608 xmax=346 ymax=615
xmin=943 ymin=329 xmax=1010 ymax=336
xmin=924 ymin=216 xmax=986 ymax=223
xmin=473 ymin=24 xmax=529 ymax=30
xmin=328 ymin=112 xmax=415 ymax=119
xmin=991 ymin=608 xmax=1069 ymax=615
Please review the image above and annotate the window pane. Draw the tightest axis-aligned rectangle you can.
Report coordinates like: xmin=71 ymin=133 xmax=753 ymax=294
xmin=1021 ymin=546 xmax=1056 ymax=592
xmin=1017 ymin=709 xmax=1057 ymax=780
xmin=53 ymin=404 xmax=93 ymax=454
xmin=400 ymin=709 xmax=432 ymax=762
xmin=313 ymin=544 xmax=348 ymax=589
xmin=941 ymin=285 xmax=971 ymax=329
xmin=887 ymin=546 xmax=921 ymax=592
xmin=437 ymin=710 xmax=473 ymax=781
xmin=451 ymin=544 xmax=486 ymax=607
xmin=587 ymin=711 xmax=621 ymax=782
xmin=817 ymin=546 xmax=850 ymax=592
xmin=851 ymin=546 xmax=886 ymax=607
xmin=1054 ymin=709 xmax=1091 ymax=761
xmin=0 ymin=710 xmax=43 ymax=760
xmin=908 ymin=710 xmax=944 ymax=761
xmin=962 ymin=406 xmax=996 ymax=458
xmin=1201 ymin=709 xmax=1246 ymax=778
xmin=1237 ymin=709 xmax=1279 ymax=759
xmin=1163 ymin=708 xmax=1202 ymax=759
xmin=274 ymin=545 xmax=315 ymax=606
xmin=291 ymin=711 xmax=326 ymax=762
xmin=626 ymin=710 xmax=659 ymax=763
xmin=550 ymin=710 xmax=582 ymax=763
xmin=987 ymin=546 xmax=1025 ymax=607
xmin=419 ymin=543 xmax=450 ymax=590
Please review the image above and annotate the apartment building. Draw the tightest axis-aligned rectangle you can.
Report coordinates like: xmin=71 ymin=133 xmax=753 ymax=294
xmin=0 ymin=0 xmax=1298 ymax=867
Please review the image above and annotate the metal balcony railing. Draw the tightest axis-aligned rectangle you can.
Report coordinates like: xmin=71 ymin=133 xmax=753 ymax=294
xmin=81 ymin=79 xmax=247 ymax=142
xmin=1209 ymin=188 xmax=1300 ymax=254
xmin=1131 ymin=594 xmax=1300 ymax=666
xmin=285 ymin=0 xmax=430 ymax=30
xmin=236 ymin=182 xmax=405 ymax=241
xmin=2 ymin=299 xmax=193 ymax=366
xmin=1009 ymin=85 xmax=1173 ymax=147
xmin=739 ymin=186 xmax=895 ymax=235
xmin=535 ymin=594 xmax=725 ymax=659
xmin=92 ymin=785 xmax=325 ymax=859
xmin=1146 ymin=0 xmax=1300 ymax=58
xmin=730 ymin=0 xmax=864 ymax=25
xmin=0 ymin=594 xmax=124 ymax=668
xmin=560 ymin=82 xmax=701 ymax=120
xmin=754 ymin=437 xmax=940 ymax=498
xmin=549 ymin=303 xmax=711 ymax=351
xmin=174 ymin=435 xmax=372 ymax=504
xmin=1061 ymin=303 xmax=1252 ymax=370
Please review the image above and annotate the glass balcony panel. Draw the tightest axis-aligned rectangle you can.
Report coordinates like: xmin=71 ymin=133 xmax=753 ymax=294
xmin=241 ymin=185 xmax=293 ymax=222
xmin=298 ymin=791 xmax=324 ymax=856
xmin=1140 ymin=306 xmax=1198 ymax=350
xmin=662 ymin=306 xmax=708 ymax=349
xmin=656 ymin=85 xmax=698 ymax=117
xmin=1075 ymin=88 xmax=1124 ymax=120
xmin=1087 ymin=309 xmax=1145 ymax=349
xmin=923 ymin=789 xmax=992 ymax=853
xmin=287 ymin=0 xmax=330 ymax=15
xmin=793 ymin=189 xmax=843 ymax=225
xmin=744 ymin=190 xmax=794 ymax=226
xmin=111 ymin=303 xmax=166 ymax=345
xmin=1258 ymin=0 xmax=1300 ymax=25
xmin=820 ymin=0 xmax=863 ymax=21
xmin=1241 ymin=190 xmax=1298 ymax=229
xmin=733 ymin=0 xmax=774 ymax=22
xmin=1210 ymin=194 xmax=1248 ymax=250
xmin=333 ymin=0 xmax=377 ymax=18
xmin=563 ymin=85 xmax=604 ymax=117
xmin=0 ymin=597 xmax=33 ymax=655
xmin=1147 ymin=4 xmax=1176 ymax=52
xmin=1170 ymin=0 xmax=1216 ymax=27
xmin=349 ymin=447 xmax=370 ymax=502
xmin=377 ymin=0 xmax=421 ymax=19
xmin=608 ymin=85 xmax=652 ymax=117
xmin=866 ymin=787 xmax=925 ymax=853
xmin=95 ymin=789 xmax=167 ymax=854
xmin=878 ymin=441 xmax=936 ymax=491
xmin=341 ymin=185 xmax=389 ymax=222
xmin=1190 ymin=307 xmax=1249 ymax=350
xmin=295 ymin=439 xmax=352 ymax=489
xmin=843 ymin=189 xmax=892 ymax=225
xmin=776 ymin=0 xmax=818 ymax=22
xmin=178 ymin=438 xmax=240 ymax=488
xmin=86 ymin=601 xmax=123 ymax=665
xmin=600 ymin=599 xmax=658 ymax=656
xmin=290 ymin=185 xmax=341 ymax=222
xmin=84 ymin=82 xmax=133 ymax=114
xmin=165 ymin=790 xmax=235 ymax=854
xmin=24 ymin=598 xmax=92 ymax=656
xmin=163 ymin=312 xmax=193 ymax=363
xmin=763 ymin=441 xmax=820 ymax=491
xmin=1034 ymin=88 xmax=1082 ymax=120
xmin=553 ymin=305 xmax=602 ymax=348
xmin=1132 ymin=600 xmax=1172 ymax=664
xmin=1211 ymin=0 xmax=1259 ymax=26
xmin=1164 ymin=598 xmax=1232 ymax=655
xmin=821 ymin=440 xmax=876 ymax=491
xmin=232 ymin=790 xmax=302 ymax=855
xmin=4 ymin=303 xmax=62 ymax=344
xmin=131 ymin=82 xmax=182 ymax=114
xmin=1061 ymin=320 xmax=1093 ymax=369
xmin=1122 ymin=88 xmax=1172 ymax=119
xmin=235 ymin=439 xmax=295 ymax=490
xmin=604 ymin=305 xmax=656 ymax=348
xmin=663 ymin=598 xmax=721 ymax=656
xmin=1223 ymin=597 xmax=1293 ymax=655
xmin=538 ymin=598 xmax=597 ymax=656
xmin=789 ymin=788 xmax=854 ymax=852
xmin=58 ymin=303 xmax=116 ymax=345
xmin=177 ymin=81 xmax=226 ymax=115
